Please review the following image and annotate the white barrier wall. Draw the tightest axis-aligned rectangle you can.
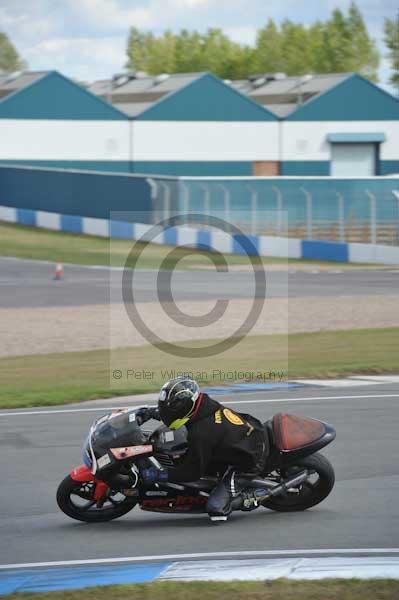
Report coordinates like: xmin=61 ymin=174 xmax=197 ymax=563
xmin=2 ymin=204 xmax=399 ymax=265
xmin=348 ymin=242 xmax=399 ymax=264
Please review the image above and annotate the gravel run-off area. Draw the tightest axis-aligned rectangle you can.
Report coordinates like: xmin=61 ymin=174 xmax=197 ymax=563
xmin=1 ymin=295 xmax=398 ymax=357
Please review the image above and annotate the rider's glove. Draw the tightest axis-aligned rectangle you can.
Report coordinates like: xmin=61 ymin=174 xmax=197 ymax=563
xmin=141 ymin=467 xmax=168 ymax=483
xmin=135 ymin=406 xmax=160 ymax=425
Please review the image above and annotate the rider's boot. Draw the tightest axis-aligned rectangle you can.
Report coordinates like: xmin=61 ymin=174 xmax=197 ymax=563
xmin=206 ymin=467 xmax=240 ymax=522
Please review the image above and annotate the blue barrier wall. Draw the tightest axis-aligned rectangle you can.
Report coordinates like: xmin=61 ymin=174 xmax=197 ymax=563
xmin=1 ymin=166 xmax=399 ymax=230
xmin=0 ymin=165 xmax=152 ymax=221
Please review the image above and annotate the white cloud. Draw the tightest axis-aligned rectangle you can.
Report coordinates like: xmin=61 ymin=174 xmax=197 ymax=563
xmin=0 ymin=6 xmax=26 ymax=28
xmin=68 ymin=0 xmax=153 ymax=30
xmin=172 ymin=0 xmax=210 ymax=7
xmin=225 ymin=25 xmax=257 ymax=46
xmin=67 ymin=0 xmax=216 ymax=32
xmin=25 ymin=36 xmax=126 ymax=81
xmin=324 ymin=0 xmax=397 ymax=12
xmin=0 ymin=4 xmax=55 ymax=41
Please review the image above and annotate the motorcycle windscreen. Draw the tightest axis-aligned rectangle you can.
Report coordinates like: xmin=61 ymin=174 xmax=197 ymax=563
xmin=273 ymin=413 xmax=326 ymax=452
xmin=91 ymin=410 xmax=146 ymax=457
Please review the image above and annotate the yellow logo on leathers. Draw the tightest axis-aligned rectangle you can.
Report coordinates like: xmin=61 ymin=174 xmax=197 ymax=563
xmin=214 ymin=410 xmax=222 ymax=424
xmin=223 ymin=408 xmax=244 ymax=426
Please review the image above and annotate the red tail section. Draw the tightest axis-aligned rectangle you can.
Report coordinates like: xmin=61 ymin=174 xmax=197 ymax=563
xmin=273 ymin=413 xmax=326 ymax=452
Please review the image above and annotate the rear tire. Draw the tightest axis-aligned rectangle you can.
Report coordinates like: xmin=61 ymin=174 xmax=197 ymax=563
xmin=56 ymin=475 xmax=137 ymax=523
xmin=262 ymin=453 xmax=335 ymax=512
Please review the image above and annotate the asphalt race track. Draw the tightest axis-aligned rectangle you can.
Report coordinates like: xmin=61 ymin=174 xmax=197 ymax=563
xmin=0 ymin=383 xmax=398 ymax=566
xmin=0 ymin=257 xmax=398 ymax=308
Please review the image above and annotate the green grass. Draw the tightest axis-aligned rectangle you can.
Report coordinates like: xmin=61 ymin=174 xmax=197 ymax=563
xmin=1 ymin=328 xmax=398 ymax=408
xmin=5 ymin=579 xmax=399 ymax=600
xmin=0 ymin=221 xmax=353 ymax=269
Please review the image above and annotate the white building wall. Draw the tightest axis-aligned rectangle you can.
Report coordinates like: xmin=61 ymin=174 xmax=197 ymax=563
xmin=131 ymin=121 xmax=279 ymax=161
xmin=4 ymin=118 xmax=396 ymax=169
xmin=281 ymin=121 xmax=399 ymax=161
xmin=0 ymin=120 xmax=130 ymax=161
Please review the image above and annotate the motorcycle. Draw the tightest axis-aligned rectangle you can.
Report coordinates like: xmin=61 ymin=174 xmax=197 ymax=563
xmin=56 ymin=407 xmax=336 ymax=523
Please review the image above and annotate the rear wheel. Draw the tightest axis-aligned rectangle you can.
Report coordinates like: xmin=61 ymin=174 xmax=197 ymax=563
xmin=56 ymin=475 xmax=137 ymax=522
xmin=262 ymin=453 xmax=335 ymax=512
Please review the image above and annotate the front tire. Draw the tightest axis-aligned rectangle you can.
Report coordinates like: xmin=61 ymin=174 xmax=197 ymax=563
xmin=262 ymin=453 xmax=335 ymax=512
xmin=56 ymin=475 xmax=137 ymax=523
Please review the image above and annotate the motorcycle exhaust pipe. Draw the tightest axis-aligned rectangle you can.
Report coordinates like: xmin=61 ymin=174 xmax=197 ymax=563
xmin=252 ymin=469 xmax=309 ymax=502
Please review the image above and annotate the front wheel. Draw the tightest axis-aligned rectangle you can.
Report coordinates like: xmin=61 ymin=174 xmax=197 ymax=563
xmin=262 ymin=453 xmax=335 ymax=512
xmin=56 ymin=475 xmax=137 ymax=523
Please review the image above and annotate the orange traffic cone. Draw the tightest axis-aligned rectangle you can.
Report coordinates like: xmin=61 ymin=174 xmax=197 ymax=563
xmin=54 ymin=263 xmax=64 ymax=281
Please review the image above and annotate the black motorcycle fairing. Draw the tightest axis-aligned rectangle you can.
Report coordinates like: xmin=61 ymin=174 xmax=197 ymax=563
xmin=140 ymin=492 xmax=208 ymax=513
xmin=84 ymin=409 xmax=147 ymax=472
xmin=138 ymin=476 xmax=217 ymax=513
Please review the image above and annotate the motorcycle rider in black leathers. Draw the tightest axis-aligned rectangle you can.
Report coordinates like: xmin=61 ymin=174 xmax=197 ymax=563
xmin=136 ymin=376 xmax=269 ymax=522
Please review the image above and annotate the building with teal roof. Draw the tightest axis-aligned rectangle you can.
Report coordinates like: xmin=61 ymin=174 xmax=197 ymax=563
xmin=0 ymin=69 xmax=398 ymax=177
xmin=0 ymin=70 xmax=278 ymax=176
xmin=257 ymin=73 xmax=399 ymax=176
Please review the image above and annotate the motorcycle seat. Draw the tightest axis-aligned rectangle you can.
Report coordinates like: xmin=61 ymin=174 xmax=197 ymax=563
xmin=263 ymin=419 xmax=275 ymax=446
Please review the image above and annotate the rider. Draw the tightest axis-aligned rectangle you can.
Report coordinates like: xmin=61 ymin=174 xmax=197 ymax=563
xmin=136 ymin=376 xmax=268 ymax=522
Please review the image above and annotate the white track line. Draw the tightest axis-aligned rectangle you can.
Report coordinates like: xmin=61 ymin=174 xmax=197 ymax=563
xmin=1 ymin=393 xmax=398 ymax=417
xmin=0 ymin=256 xmax=117 ymax=271
xmin=0 ymin=256 xmax=176 ymax=274
xmin=1 ymin=549 xmax=398 ymax=570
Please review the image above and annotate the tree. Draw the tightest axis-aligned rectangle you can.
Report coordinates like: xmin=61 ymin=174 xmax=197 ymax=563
xmin=254 ymin=20 xmax=283 ymax=73
xmin=126 ymin=27 xmax=151 ymax=72
xmin=200 ymin=28 xmax=238 ymax=78
xmin=308 ymin=21 xmax=328 ymax=72
xmin=322 ymin=8 xmax=355 ymax=73
xmin=145 ymin=30 xmax=177 ymax=74
xmin=175 ymin=30 xmax=206 ymax=73
xmin=124 ymin=2 xmax=379 ymax=81
xmin=384 ymin=12 xmax=399 ymax=94
xmin=308 ymin=4 xmax=379 ymax=80
xmin=346 ymin=1 xmax=379 ymax=80
xmin=126 ymin=26 xmax=252 ymax=79
xmin=0 ymin=32 xmax=26 ymax=73
xmin=280 ymin=20 xmax=312 ymax=75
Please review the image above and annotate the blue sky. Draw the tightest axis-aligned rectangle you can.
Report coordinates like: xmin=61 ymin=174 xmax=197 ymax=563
xmin=0 ymin=0 xmax=397 ymax=91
